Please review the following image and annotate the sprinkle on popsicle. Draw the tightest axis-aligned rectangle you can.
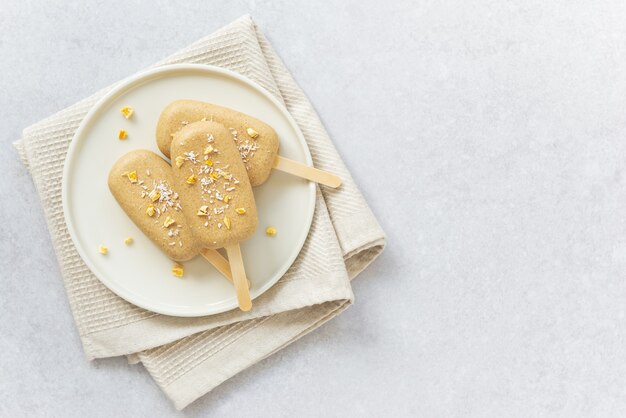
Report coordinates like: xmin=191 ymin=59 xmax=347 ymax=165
xmin=246 ymin=127 xmax=259 ymax=138
xmin=127 ymin=171 xmax=138 ymax=183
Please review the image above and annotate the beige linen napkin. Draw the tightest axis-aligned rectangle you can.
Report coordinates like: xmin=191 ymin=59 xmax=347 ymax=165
xmin=14 ymin=15 xmax=385 ymax=409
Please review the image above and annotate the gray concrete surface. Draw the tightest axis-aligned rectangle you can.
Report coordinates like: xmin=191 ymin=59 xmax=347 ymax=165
xmin=3 ymin=1 xmax=626 ymax=416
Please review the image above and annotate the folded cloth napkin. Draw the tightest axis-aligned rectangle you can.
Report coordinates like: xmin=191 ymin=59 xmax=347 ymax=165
xmin=14 ymin=15 xmax=385 ymax=409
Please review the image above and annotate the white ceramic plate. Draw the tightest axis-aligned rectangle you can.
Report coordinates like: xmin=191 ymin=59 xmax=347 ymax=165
xmin=62 ymin=64 xmax=315 ymax=317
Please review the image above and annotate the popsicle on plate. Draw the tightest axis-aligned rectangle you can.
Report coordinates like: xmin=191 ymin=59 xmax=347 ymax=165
xmin=108 ymin=150 xmax=199 ymax=262
xmin=170 ymin=120 xmax=257 ymax=310
xmin=157 ymin=100 xmax=278 ymax=186
xmin=109 ymin=150 xmax=243 ymax=286
xmin=156 ymin=99 xmax=341 ymax=188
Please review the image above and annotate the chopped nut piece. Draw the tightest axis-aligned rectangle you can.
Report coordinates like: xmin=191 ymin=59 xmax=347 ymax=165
xmin=235 ymin=208 xmax=246 ymax=215
xmin=175 ymin=156 xmax=185 ymax=168
xmin=186 ymin=174 xmax=196 ymax=184
xmin=98 ymin=245 xmax=108 ymax=255
xmin=124 ymin=237 xmax=134 ymax=245
xmin=197 ymin=205 xmax=209 ymax=216
xmin=266 ymin=226 xmax=277 ymax=237
xmin=146 ymin=169 xmax=151 ymax=176
xmin=204 ymin=145 xmax=214 ymax=155
xmin=127 ymin=171 xmax=138 ymax=183
xmin=120 ymin=106 xmax=134 ymax=119
xmin=223 ymin=216 xmax=231 ymax=230
xmin=246 ymin=127 xmax=259 ymax=138
xmin=163 ymin=217 xmax=175 ymax=227
xmin=172 ymin=262 xmax=184 ymax=277
xmin=148 ymin=189 xmax=160 ymax=202
xmin=118 ymin=130 xmax=128 ymax=140
xmin=146 ymin=204 xmax=156 ymax=217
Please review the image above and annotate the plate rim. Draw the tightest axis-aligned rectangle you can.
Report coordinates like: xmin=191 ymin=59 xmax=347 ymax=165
xmin=61 ymin=63 xmax=316 ymax=317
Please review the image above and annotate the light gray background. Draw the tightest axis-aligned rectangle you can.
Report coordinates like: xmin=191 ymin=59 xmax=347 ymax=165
xmin=2 ymin=1 xmax=626 ymax=416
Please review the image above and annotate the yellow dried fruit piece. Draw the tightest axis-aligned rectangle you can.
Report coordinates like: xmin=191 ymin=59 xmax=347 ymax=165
xmin=205 ymin=159 xmax=213 ymax=166
xmin=235 ymin=208 xmax=246 ymax=215
xmin=146 ymin=205 xmax=156 ymax=217
xmin=98 ymin=245 xmax=108 ymax=255
xmin=127 ymin=171 xmax=138 ymax=183
xmin=163 ymin=217 xmax=175 ymax=227
xmin=175 ymin=156 xmax=185 ymax=168
xmin=224 ymin=195 xmax=231 ymax=203
xmin=246 ymin=127 xmax=259 ymax=138
xmin=265 ymin=226 xmax=277 ymax=237
xmin=120 ymin=106 xmax=134 ymax=119
xmin=223 ymin=216 xmax=231 ymax=230
xmin=204 ymin=145 xmax=214 ymax=154
xmin=118 ymin=130 xmax=128 ymax=140
xmin=197 ymin=205 xmax=209 ymax=216
xmin=172 ymin=262 xmax=184 ymax=278
xmin=148 ymin=189 xmax=160 ymax=202
xmin=210 ymin=172 xmax=219 ymax=180
xmin=124 ymin=237 xmax=133 ymax=245
xmin=186 ymin=174 xmax=196 ymax=184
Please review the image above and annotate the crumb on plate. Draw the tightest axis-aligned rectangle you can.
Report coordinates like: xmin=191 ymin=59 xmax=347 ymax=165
xmin=172 ymin=262 xmax=184 ymax=277
xmin=120 ymin=106 xmax=134 ymax=119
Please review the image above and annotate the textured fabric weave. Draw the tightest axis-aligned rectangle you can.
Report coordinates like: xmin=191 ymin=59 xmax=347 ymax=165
xmin=14 ymin=15 xmax=385 ymax=409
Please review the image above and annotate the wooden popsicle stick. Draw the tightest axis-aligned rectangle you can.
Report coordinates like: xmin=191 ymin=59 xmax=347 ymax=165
xmin=272 ymin=156 xmax=342 ymax=188
xmin=225 ymin=244 xmax=252 ymax=311
xmin=200 ymin=248 xmax=233 ymax=281
xmin=200 ymin=248 xmax=251 ymax=288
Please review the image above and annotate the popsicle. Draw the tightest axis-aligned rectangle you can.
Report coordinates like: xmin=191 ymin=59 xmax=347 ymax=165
xmin=109 ymin=150 xmax=200 ymax=261
xmin=156 ymin=100 xmax=341 ymax=188
xmin=109 ymin=150 xmax=238 ymax=283
xmin=170 ymin=121 xmax=258 ymax=311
